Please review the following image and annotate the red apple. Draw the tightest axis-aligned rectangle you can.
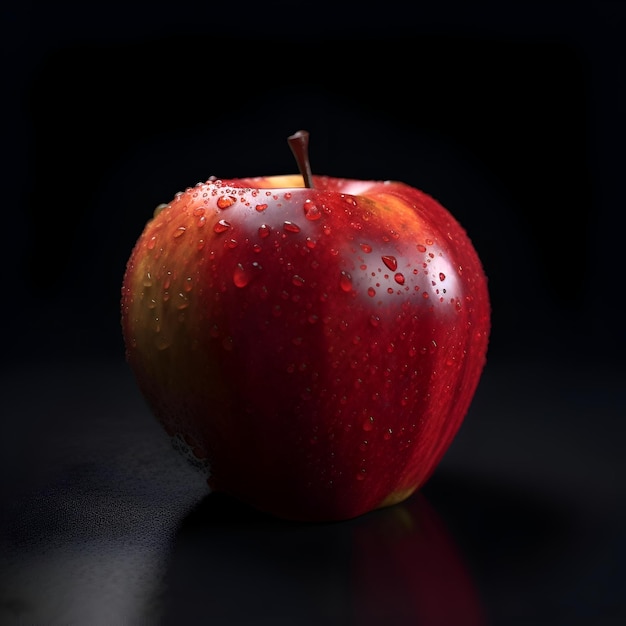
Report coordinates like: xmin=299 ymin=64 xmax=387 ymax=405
xmin=121 ymin=131 xmax=490 ymax=522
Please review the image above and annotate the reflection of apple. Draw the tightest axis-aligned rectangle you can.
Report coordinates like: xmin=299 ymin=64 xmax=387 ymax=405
xmin=351 ymin=493 xmax=486 ymax=625
xmin=159 ymin=492 xmax=485 ymax=625
xmin=121 ymin=131 xmax=490 ymax=522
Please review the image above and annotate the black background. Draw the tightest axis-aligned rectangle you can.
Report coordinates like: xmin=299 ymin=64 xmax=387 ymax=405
xmin=1 ymin=3 xmax=625 ymax=625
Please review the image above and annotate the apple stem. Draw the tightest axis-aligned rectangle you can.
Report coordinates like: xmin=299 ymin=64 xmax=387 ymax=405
xmin=288 ymin=130 xmax=314 ymax=189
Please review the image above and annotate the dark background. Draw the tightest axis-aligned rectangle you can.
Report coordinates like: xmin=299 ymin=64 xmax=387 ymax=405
xmin=1 ymin=3 xmax=625 ymax=625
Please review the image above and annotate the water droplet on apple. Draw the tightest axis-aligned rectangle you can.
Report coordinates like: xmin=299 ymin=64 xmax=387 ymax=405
xmin=292 ymin=275 xmax=305 ymax=287
xmin=255 ymin=203 xmax=268 ymax=212
xmin=217 ymin=195 xmax=236 ymax=209
xmin=362 ymin=416 xmax=374 ymax=432
xmin=394 ymin=273 xmax=405 ymax=285
xmin=303 ymin=200 xmax=322 ymax=220
xmin=356 ymin=470 xmax=366 ymax=481
xmin=360 ymin=243 xmax=372 ymax=254
xmin=382 ymin=255 xmax=397 ymax=271
xmin=214 ymin=219 xmax=231 ymax=233
xmin=284 ymin=221 xmax=301 ymax=233
xmin=306 ymin=237 xmax=316 ymax=249
xmin=383 ymin=428 xmax=393 ymax=440
xmin=370 ymin=315 xmax=380 ymax=327
xmin=173 ymin=226 xmax=186 ymax=238
xmin=417 ymin=244 xmax=427 ymax=253
xmin=233 ymin=263 xmax=251 ymax=288
xmin=176 ymin=293 xmax=189 ymax=309
xmin=367 ymin=287 xmax=376 ymax=297
xmin=147 ymin=236 xmax=157 ymax=250
xmin=339 ymin=271 xmax=353 ymax=292
xmin=439 ymin=272 xmax=446 ymax=281
xmin=258 ymin=224 xmax=271 ymax=238
xmin=153 ymin=203 xmax=168 ymax=218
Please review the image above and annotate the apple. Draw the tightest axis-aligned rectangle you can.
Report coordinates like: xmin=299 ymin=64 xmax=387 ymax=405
xmin=121 ymin=131 xmax=490 ymax=522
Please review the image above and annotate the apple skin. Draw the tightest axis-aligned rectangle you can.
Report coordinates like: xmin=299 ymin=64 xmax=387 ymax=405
xmin=121 ymin=174 xmax=490 ymax=522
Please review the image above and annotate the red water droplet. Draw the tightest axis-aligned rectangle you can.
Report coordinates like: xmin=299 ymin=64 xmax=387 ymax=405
xmin=417 ymin=244 xmax=427 ymax=253
xmin=147 ymin=236 xmax=156 ymax=250
xmin=214 ymin=219 xmax=231 ymax=233
xmin=439 ymin=272 xmax=446 ymax=281
xmin=360 ymin=243 xmax=373 ymax=253
xmin=292 ymin=275 xmax=305 ymax=287
xmin=305 ymin=237 xmax=316 ymax=249
xmin=255 ymin=203 xmax=268 ymax=212
xmin=367 ymin=287 xmax=376 ymax=297
xmin=303 ymin=200 xmax=322 ymax=220
xmin=339 ymin=271 xmax=353 ymax=292
xmin=173 ymin=226 xmax=186 ymax=238
xmin=362 ymin=417 xmax=374 ymax=432
xmin=370 ymin=315 xmax=380 ymax=327
xmin=394 ymin=273 xmax=405 ymax=285
xmin=258 ymin=224 xmax=271 ymax=238
xmin=284 ymin=221 xmax=301 ymax=233
xmin=382 ymin=255 xmax=397 ymax=271
xmin=217 ymin=195 xmax=236 ymax=209
xmin=233 ymin=263 xmax=250 ymax=288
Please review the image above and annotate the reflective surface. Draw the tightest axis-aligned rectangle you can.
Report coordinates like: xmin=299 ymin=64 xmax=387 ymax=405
xmin=1 ymin=358 xmax=624 ymax=625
